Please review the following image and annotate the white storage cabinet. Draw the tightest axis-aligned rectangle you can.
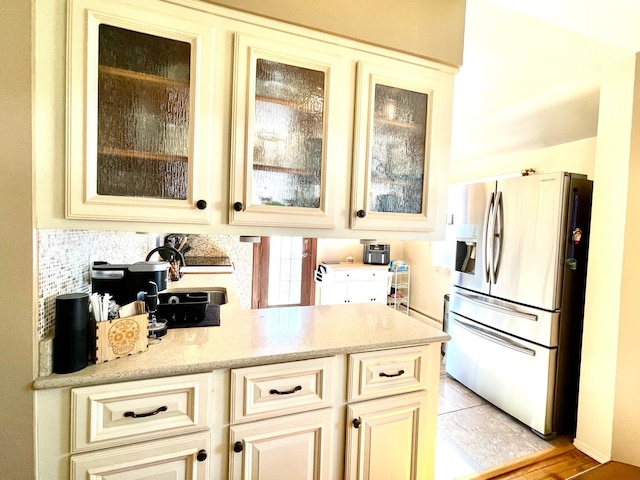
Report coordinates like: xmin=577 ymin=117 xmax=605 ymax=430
xmin=315 ymin=263 xmax=390 ymax=305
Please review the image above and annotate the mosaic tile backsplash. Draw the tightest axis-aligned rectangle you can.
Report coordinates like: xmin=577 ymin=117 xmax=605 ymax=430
xmin=38 ymin=230 xmax=253 ymax=339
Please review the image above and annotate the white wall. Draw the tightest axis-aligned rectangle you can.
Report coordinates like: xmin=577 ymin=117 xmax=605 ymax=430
xmin=0 ymin=0 xmax=36 ymax=477
xmin=207 ymin=0 xmax=466 ymax=67
xmin=403 ymin=241 xmax=451 ymax=322
xmin=316 ymin=238 xmax=403 ymax=265
xmin=574 ymin=53 xmax=640 ymax=465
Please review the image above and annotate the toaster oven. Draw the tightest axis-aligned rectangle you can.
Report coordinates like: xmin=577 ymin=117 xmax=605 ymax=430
xmin=363 ymin=244 xmax=390 ymax=265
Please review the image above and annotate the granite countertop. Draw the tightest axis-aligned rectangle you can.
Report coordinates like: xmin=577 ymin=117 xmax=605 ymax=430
xmin=34 ymin=275 xmax=449 ymax=390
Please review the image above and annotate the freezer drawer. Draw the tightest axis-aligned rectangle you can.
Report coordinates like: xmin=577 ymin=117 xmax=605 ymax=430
xmin=445 ymin=314 xmax=557 ymax=436
xmin=450 ymin=287 xmax=559 ymax=347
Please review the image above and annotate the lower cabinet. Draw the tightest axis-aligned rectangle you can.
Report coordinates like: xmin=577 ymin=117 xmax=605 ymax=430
xmin=345 ymin=391 xmax=429 ymax=480
xmin=225 ymin=345 xmax=439 ymax=480
xmin=70 ymin=432 xmax=211 ymax=479
xmin=34 ymin=345 xmax=441 ymax=480
xmin=229 ymin=408 xmax=334 ymax=480
xmin=34 ymin=373 xmax=214 ymax=479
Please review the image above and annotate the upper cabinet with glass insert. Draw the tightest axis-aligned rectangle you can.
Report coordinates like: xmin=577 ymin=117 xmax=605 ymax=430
xmin=230 ymin=33 xmax=342 ymax=228
xmin=351 ymin=60 xmax=454 ymax=232
xmin=66 ymin=0 xmax=215 ymax=223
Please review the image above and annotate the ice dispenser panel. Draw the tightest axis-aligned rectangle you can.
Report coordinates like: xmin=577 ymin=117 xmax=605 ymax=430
xmin=455 ymin=224 xmax=478 ymax=274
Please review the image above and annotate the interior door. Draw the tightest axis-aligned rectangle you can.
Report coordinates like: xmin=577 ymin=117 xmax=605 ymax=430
xmin=491 ymin=173 xmax=567 ymax=310
xmin=252 ymin=237 xmax=317 ymax=308
xmin=450 ymin=180 xmax=495 ymax=295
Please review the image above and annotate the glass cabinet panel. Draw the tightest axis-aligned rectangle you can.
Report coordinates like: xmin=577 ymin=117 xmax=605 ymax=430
xmin=252 ymin=59 xmax=324 ymax=208
xmin=230 ymin=33 xmax=340 ymax=228
xmin=370 ymin=84 xmax=428 ymax=214
xmin=97 ymin=25 xmax=191 ymax=199
xmin=66 ymin=0 xmax=213 ymax=223
xmin=352 ymin=60 xmax=453 ymax=232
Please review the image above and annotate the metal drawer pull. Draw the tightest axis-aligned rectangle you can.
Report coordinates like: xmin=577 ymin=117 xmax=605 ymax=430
xmin=379 ymin=369 xmax=405 ymax=378
xmin=123 ymin=405 xmax=168 ymax=418
xmin=269 ymin=385 xmax=302 ymax=395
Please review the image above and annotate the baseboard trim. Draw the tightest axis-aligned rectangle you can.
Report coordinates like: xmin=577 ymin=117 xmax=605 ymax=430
xmin=573 ymin=439 xmax=611 ymax=464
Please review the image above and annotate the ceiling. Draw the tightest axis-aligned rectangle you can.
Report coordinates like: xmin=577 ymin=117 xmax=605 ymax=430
xmin=451 ymin=0 xmax=639 ymax=163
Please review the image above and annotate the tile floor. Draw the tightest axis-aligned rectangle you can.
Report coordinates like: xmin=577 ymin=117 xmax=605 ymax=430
xmin=435 ymin=357 xmax=557 ymax=479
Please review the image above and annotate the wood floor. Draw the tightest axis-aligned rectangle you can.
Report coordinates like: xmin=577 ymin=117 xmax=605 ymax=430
xmin=456 ymin=441 xmax=599 ymax=480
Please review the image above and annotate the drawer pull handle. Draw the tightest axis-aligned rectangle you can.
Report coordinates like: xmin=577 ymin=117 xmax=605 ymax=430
xmin=123 ymin=405 xmax=168 ymax=418
xmin=269 ymin=385 xmax=302 ymax=395
xmin=379 ymin=369 xmax=405 ymax=378
xmin=353 ymin=418 xmax=361 ymax=429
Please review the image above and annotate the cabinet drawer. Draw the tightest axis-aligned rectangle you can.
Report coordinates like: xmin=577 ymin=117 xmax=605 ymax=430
xmin=347 ymin=346 xmax=429 ymax=402
xmin=71 ymin=373 xmax=211 ymax=452
xmin=231 ymin=357 xmax=334 ymax=424
xmin=334 ymin=269 xmax=387 ymax=282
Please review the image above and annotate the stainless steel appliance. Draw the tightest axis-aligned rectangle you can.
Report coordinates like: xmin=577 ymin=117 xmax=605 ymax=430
xmin=446 ymin=172 xmax=592 ymax=437
xmin=363 ymin=244 xmax=390 ymax=265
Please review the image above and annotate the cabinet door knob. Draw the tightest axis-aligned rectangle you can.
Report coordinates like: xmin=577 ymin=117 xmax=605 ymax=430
xmin=196 ymin=199 xmax=207 ymax=210
xmin=233 ymin=441 xmax=244 ymax=453
xmin=352 ymin=418 xmax=362 ymax=429
xmin=356 ymin=209 xmax=366 ymax=218
xmin=233 ymin=201 xmax=244 ymax=212
xmin=196 ymin=449 xmax=208 ymax=462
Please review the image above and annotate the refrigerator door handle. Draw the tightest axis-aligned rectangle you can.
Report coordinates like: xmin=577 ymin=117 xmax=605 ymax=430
xmin=483 ymin=192 xmax=495 ymax=283
xmin=493 ymin=190 xmax=504 ymax=282
xmin=455 ymin=291 xmax=539 ymax=322
xmin=489 ymin=190 xmax=503 ymax=284
xmin=452 ymin=316 xmax=536 ymax=356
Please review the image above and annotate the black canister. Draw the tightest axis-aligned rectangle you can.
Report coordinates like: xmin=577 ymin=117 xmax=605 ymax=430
xmin=53 ymin=293 xmax=90 ymax=374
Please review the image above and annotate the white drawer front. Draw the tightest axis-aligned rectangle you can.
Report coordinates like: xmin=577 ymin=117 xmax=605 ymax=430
xmin=231 ymin=357 xmax=334 ymax=424
xmin=334 ymin=269 xmax=387 ymax=282
xmin=348 ymin=346 xmax=429 ymax=402
xmin=71 ymin=373 xmax=212 ymax=452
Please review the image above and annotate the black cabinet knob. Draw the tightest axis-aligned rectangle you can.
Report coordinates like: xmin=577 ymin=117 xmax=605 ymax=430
xmin=233 ymin=441 xmax=243 ymax=453
xmin=196 ymin=199 xmax=207 ymax=210
xmin=196 ymin=449 xmax=208 ymax=462
xmin=356 ymin=209 xmax=366 ymax=218
xmin=353 ymin=418 xmax=361 ymax=429
xmin=233 ymin=202 xmax=244 ymax=212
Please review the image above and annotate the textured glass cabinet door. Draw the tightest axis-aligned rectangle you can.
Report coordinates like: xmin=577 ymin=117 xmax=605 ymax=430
xmin=230 ymin=33 xmax=341 ymax=228
xmin=66 ymin=0 xmax=213 ymax=223
xmin=96 ymin=25 xmax=191 ymax=200
xmin=352 ymin=60 xmax=454 ymax=232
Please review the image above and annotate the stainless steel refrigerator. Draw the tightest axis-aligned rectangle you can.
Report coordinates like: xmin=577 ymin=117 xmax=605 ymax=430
xmin=446 ymin=171 xmax=592 ymax=437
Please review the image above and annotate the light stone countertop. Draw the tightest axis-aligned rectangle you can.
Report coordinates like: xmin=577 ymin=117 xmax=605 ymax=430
xmin=33 ymin=275 xmax=449 ymax=390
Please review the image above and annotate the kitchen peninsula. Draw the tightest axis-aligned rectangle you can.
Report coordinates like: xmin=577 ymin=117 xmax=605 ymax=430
xmin=34 ymin=274 xmax=449 ymax=479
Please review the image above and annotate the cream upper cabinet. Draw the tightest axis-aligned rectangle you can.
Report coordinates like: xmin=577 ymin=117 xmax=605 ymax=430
xmin=66 ymin=0 xmax=215 ymax=223
xmin=229 ymin=32 xmax=343 ymax=229
xmin=351 ymin=60 xmax=454 ymax=232
xmin=60 ymin=0 xmax=456 ymax=235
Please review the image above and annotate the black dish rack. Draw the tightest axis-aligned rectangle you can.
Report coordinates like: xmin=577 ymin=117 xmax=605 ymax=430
xmin=157 ymin=292 xmax=220 ymax=328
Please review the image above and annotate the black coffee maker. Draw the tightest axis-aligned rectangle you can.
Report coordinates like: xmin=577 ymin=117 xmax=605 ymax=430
xmin=91 ymin=261 xmax=170 ymax=306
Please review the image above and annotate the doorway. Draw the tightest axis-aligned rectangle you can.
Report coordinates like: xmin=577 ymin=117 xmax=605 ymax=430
xmin=251 ymin=236 xmax=317 ymax=308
